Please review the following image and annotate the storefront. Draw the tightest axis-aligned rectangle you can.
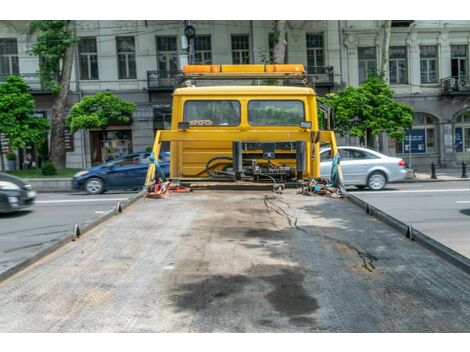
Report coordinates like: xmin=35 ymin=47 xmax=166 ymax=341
xmin=394 ymin=113 xmax=439 ymax=167
xmin=90 ymin=128 xmax=133 ymax=165
xmin=455 ymin=111 xmax=470 ymax=162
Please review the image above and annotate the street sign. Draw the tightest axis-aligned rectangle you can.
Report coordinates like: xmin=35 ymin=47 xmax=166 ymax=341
xmin=404 ymin=128 xmax=425 ymax=153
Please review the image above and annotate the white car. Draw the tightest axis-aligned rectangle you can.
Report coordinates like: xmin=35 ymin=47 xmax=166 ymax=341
xmin=320 ymin=146 xmax=407 ymax=191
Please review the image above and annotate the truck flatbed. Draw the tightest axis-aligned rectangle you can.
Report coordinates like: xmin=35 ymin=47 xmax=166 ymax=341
xmin=0 ymin=190 xmax=469 ymax=332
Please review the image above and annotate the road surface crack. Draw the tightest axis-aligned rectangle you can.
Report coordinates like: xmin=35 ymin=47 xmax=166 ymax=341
xmin=263 ymin=195 xmax=377 ymax=272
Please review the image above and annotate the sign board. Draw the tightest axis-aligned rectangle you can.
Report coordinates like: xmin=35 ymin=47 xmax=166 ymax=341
xmin=65 ymin=128 xmax=74 ymax=152
xmin=404 ymin=128 xmax=426 ymax=153
xmin=455 ymin=127 xmax=463 ymax=152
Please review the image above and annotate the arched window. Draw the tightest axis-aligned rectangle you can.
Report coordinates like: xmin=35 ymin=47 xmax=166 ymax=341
xmin=395 ymin=113 xmax=437 ymax=154
xmin=454 ymin=111 xmax=470 ymax=160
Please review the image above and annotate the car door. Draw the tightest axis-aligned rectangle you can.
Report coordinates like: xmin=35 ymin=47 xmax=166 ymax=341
xmin=133 ymin=153 xmax=151 ymax=187
xmin=106 ymin=155 xmax=142 ymax=189
xmin=319 ymin=149 xmax=333 ymax=179
xmin=340 ymin=148 xmax=378 ymax=184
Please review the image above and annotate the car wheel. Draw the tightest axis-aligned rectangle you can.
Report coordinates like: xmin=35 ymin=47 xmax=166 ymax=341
xmin=85 ymin=178 xmax=104 ymax=194
xmin=367 ymin=171 xmax=387 ymax=191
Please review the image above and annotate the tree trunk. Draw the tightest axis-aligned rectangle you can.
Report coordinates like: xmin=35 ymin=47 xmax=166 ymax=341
xmin=49 ymin=44 xmax=74 ymax=169
xmin=0 ymin=138 xmax=5 ymax=171
xmin=381 ymin=20 xmax=392 ymax=83
xmin=273 ymin=20 xmax=287 ymax=64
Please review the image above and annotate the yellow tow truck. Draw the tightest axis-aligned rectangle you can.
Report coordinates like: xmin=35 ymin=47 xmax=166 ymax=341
xmin=146 ymin=64 xmax=340 ymax=187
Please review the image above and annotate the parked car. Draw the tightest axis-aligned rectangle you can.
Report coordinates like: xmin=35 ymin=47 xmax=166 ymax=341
xmin=0 ymin=173 xmax=37 ymax=213
xmin=320 ymin=146 xmax=407 ymax=191
xmin=72 ymin=151 xmax=170 ymax=194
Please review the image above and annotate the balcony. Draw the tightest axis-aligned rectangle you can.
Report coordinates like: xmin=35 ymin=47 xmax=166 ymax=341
xmin=0 ymin=73 xmax=50 ymax=94
xmin=147 ymin=70 xmax=181 ymax=91
xmin=306 ymin=66 xmax=334 ymax=87
xmin=441 ymin=76 xmax=470 ymax=95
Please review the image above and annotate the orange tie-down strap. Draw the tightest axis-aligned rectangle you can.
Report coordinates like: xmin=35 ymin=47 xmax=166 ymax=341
xmin=147 ymin=181 xmax=191 ymax=199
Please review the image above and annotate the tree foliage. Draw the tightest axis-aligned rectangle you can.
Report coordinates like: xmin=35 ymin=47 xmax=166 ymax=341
xmin=318 ymin=74 xmax=413 ymax=142
xmin=66 ymin=92 xmax=136 ymax=133
xmin=0 ymin=76 xmax=50 ymax=149
xmin=29 ymin=20 xmax=75 ymax=94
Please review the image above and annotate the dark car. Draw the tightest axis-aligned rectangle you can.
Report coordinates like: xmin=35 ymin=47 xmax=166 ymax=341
xmin=0 ymin=173 xmax=37 ymax=213
xmin=72 ymin=151 xmax=170 ymax=194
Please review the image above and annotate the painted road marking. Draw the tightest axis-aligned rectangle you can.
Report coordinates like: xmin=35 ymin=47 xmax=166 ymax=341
xmin=354 ymin=188 xmax=470 ymax=195
xmin=36 ymin=198 xmax=128 ymax=204
xmin=456 ymin=201 xmax=470 ymax=204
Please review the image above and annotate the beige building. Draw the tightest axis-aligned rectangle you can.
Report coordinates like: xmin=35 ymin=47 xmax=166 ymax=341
xmin=1 ymin=20 xmax=470 ymax=169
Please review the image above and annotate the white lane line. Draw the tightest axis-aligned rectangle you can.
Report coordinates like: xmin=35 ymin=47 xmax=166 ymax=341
xmin=456 ymin=201 xmax=470 ymax=204
xmin=36 ymin=198 xmax=128 ymax=204
xmin=354 ymin=188 xmax=470 ymax=195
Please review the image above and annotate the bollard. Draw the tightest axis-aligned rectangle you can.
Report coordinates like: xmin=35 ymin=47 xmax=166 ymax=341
xmin=431 ymin=162 xmax=438 ymax=179
xmin=462 ymin=161 xmax=468 ymax=178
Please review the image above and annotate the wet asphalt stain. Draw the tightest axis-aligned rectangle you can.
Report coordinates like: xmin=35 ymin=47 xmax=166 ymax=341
xmin=171 ymin=266 xmax=318 ymax=330
xmin=171 ymin=275 xmax=250 ymax=312
xmin=262 ymin=269 xmax=319 ymax=317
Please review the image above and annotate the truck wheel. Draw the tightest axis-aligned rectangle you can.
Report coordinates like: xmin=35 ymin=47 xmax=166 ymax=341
xmin=85 ymin=178 xmax=104 ymax=194
xmin=367 ymin=171 xmax=387 ymax=191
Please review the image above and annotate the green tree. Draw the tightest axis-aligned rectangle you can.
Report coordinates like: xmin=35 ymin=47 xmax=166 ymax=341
xmin=66 ymin=92 xmax=136 ymax=133
xmin=29 ymin=20 xmax=75 ymax=169
xmin=0 ymin=76 xmax=50 ymax=171
xmin=318 ymin=74 xmax=413 ymax=148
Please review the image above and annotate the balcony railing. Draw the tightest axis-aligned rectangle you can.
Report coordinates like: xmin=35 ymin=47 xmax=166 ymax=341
xmin=147 ymin=70 xmax=181 ymax=91
xmin=441 ymin=76 xmax=470 ymax=95
xmin=0 ymin=73 xmax=49 ymax=92
xmin=306 ymin=66 xmax=334 ymax=87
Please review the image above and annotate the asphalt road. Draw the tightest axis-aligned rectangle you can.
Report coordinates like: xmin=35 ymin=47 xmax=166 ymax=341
xmin=1 ymin=190 xmax=469 ymax=332
xmin=0 ymin=191 xmax=136 ymax=268
xmin=349 ymin=180 xmax=470 ymax=258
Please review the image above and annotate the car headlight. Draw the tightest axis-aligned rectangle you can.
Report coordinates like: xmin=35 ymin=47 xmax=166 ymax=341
xmin=74 ymin=171 xmax=89 ymax=178
xmin=8 ymin=196 xmax=19 ymax=204
xmin=0 ymin=181 xmax=20 ymax=191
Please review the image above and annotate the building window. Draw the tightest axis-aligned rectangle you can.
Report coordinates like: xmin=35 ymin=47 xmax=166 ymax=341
xmin=156 ymin=36 xmax=178 ymax=72
xmin=451 ymin=45 xmax=467 ymax=77
xmin=306 ymin=33 xmax=324 ymax=67
xmin=358 ymin=47 xmax=377 ymax=83
xmin=0 ymin=38 xmax=19 ymax=76
xmin=389 ymin=46 xmax=408 ymax=84
xmin=231 ymin=35 xmax=250 ymax=64
xmin=395 ymin=113 xmax=437 ymax=154
xmin=420 ymin=45 xmax=438 ymax=83
xmin=116 ymin=36 xmax=136 ymax=79
xmin=79 ymin=37 xmax=98 ymax=80
xmin=194 ymin=35 xmax=212 ymax=64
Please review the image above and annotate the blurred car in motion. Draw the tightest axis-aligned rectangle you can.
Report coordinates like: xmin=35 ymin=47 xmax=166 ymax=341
xmin=0 ymin=173 xmax=36 ymax=213
xmin=320 ymin=146 xmax=407 ymax=191
xmin=72 ymin=151 xmax=170 ymax=194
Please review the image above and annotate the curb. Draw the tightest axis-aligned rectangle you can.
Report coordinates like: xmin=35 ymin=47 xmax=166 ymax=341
xmin=398 ymin=178 xmax=468 ymax=183
xmin=347 ymin=193 xmax=470 ymax=275
xmin=0 ymin=190 xmax=147 ymax=284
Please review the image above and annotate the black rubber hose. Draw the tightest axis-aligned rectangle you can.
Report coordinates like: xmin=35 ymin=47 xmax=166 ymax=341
xmin=205 ymin=156 xmax=235 ymax=178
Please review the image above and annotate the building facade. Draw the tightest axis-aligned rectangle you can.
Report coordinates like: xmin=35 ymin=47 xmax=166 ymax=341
xmin=1 ymin=20 xmax=470 ymax=169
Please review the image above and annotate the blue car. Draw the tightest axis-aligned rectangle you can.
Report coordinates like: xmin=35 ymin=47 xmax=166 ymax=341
xmin=72 ymin=151 xmax=170 ymax=194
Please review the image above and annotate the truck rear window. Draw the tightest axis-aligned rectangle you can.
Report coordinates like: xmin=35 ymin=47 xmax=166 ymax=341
xmin=248 ymin=100 xmax=305 ymax=126
xmin=183 ymin=100 xmax=241 ymax=126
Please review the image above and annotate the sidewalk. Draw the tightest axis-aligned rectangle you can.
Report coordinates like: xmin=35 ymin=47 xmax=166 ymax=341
xmin=405 ymin=167 xmax=470 ymax=182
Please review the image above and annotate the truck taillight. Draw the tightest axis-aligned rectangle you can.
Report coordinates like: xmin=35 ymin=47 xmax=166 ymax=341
xmin=398 ymin=160 xmax=406 ymax=167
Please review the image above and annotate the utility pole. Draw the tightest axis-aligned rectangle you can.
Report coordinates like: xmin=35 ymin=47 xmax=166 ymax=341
xmin=184 ymin=20 xmax=196 ymax=64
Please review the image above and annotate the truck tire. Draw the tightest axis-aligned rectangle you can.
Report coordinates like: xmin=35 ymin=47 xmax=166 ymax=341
xmin=367 ymin=171 xmax=387 ymax=191
xmin=85 ymin=178 xmax=105 ymax=194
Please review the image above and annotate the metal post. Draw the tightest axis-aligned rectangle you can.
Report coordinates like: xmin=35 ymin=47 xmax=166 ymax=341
xmin=232 ymin=141 xmax=243 ymax=180
xmin=431 ymin=162 xmax=437 ymax=179
xmin=462 ymin=161 xmax=468 ymax=178
xmin=296 ymin=141 xmax=306 ymax=180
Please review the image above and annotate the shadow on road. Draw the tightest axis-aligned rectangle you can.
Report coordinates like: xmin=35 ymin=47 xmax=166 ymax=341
xmin=0 ymin=210 xmax=33 ymax=219
xmin=459 ymin=209 xmax=470 ymax=216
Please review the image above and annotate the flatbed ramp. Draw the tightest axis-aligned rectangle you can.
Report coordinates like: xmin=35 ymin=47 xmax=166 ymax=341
xmin=0 ymin=190 xmax=469 ymax=332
